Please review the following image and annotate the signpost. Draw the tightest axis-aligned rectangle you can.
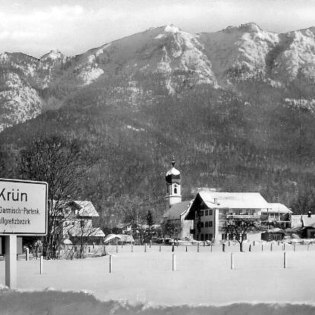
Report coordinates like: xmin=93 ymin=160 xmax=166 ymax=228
xmin=0 ymin=178 xmax=48 ymax=288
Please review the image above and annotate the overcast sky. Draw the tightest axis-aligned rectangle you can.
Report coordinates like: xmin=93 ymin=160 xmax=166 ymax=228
xmin=0 ymin=0 xmax=314 ymax=57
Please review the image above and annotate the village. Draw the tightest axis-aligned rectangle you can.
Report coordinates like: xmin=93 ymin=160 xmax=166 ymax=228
xmin=2 ymin=159 xmax=313 ymax=261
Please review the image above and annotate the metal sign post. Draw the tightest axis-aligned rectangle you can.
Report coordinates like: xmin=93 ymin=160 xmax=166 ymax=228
xmin=0 ymin=178 xmax=48 ymax=289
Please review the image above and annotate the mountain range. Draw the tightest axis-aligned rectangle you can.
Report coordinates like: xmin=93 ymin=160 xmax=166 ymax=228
xmin=0 ymin=23 xmax=315 ymax=223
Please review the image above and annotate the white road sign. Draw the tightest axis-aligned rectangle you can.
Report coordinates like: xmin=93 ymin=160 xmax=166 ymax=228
xmin=0 ymin=179 xmax=48 ymax=235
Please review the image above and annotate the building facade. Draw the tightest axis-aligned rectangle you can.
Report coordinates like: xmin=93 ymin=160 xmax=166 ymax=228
xmin=185 ymin=191 xmax=270 ymax=242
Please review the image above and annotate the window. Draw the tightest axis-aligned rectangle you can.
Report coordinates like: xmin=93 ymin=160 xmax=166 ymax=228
xmin=205 ymin=221 xmax=208 ymax=228
xmin=200 ymin=211 xmax=204 ymax=216
xmin=222 ymin=234 xmax=227 ymax=240
xmin=205 ymin=210 xmax=208 ymax=216
xmin=174 ymin=185 xmax=177 ymax=194
xmin=209 ymin=234 xmax=213 ymax=240
xmin=209 ymin=221 xmax=213 ymax=227
xmin=201 ymin=234 xmax=204 ymax=241
xmin=205 ymin=234 xmax=208 ymax=240
xmin=209 ymin=210 xmax=213 ymax=216
xmin=200 ymin=222 xmax=204 ymax=228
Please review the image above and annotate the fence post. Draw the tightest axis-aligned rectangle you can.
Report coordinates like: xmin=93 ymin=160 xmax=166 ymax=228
xmin=172 ymin=253 xmax=176 ymax=271
xmin=249 ymin=245 xmax=252 ymax=252
xmin=197 ymin=243 xmax=200 ymax=252
xmin=186 ymin=246 xmax=188 ymax=252
xmin=261 ymin=244 xmax=264 ymax=252
xmin=40 ymin=256 xmax=43 ymax=275
xmin=26 ymin=248 xmax=29 ymax=261
xmin=159 ymin=245 xmax=161 ymax=252
xmin=222 ymin=243 xmax=225 ymax=252
xmin=109 ymin=255 xmax=112 ymax=273
xmin=230 ymin=253 xmax=234 ymax=270
xmin=283 ymin=252 xmax=287 ymax=269
xmin=144 ymin=243 xmax=147 ymax=252
xmin=270 ymin=243 xmax=273 ymax=252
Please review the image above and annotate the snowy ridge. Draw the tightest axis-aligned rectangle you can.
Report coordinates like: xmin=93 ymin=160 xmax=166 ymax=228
xmin=1 ymin=23 xmax=315 ymax=132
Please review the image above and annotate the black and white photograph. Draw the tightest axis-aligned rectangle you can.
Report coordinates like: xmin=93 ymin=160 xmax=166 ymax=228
xmin=0 ymin=0 xmax=315 ymax=314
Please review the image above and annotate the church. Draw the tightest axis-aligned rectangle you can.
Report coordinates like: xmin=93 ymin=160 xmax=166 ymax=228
xmin=162 ymin=160 xmax=193 ymax=240
xmin=162 ymin=160 xmax=292 ymax=243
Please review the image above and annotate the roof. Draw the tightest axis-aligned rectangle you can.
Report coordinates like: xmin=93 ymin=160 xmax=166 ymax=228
xmin=186 ymin=191 xmax=269 ymax=220
xmin=163 ymin=200 xmax=192 ymax=220
xmin=262 ymin=203 xmax=292 ymax=214
xmin=75 ymin=201 xmax=99 ymax=217
xmin=199 ymin=191 xmax=268 ymax=209
xmin=166 ymin=167 xmax=180 ymax=176
xmin=66 ymin=226 xmax=105 ymax=237
xmin=52 ymin=200 xmax=99 ymax=217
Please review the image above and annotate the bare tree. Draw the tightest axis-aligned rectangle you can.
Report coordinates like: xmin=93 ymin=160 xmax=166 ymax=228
xmin=223 ymin=216 xmax=261 ymax=252
xmin=19 ymin=134 xmax=86 ymax=259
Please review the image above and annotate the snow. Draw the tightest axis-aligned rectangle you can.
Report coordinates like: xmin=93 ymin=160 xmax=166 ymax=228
xmin=164 ymin=25 xmax=180 ymax=33
xmin=166 ymin=167 xmax=180 ymax=176
xmin=1 ymin=244 xmax=315 ymax=313
xmin=0 ymin=73 xmax=42 ymax=132
xmin=126 ymin=125 xmax=145 ymax=132
xmin=78 ymin=67 xmax=104 ymax=85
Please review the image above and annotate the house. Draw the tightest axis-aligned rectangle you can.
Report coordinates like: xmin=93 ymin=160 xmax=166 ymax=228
xmin=291 ymin=212 xmax=315 ymax=238
xmin=185 ymin=190 xmax=270 ymax=242
xmin=56 ymin=200 xmax=105 ymax=245
xmin=161 ymin=160 xmax=193 ymax=239
xmin=261 ymin=203 xmax=292 ymax=228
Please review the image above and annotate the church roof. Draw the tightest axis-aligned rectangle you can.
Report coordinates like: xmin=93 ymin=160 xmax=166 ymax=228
xmin=163 ymin=200 xmax=192 ymax=220
xmin=166 ymin=167 xmax=180 ymax=176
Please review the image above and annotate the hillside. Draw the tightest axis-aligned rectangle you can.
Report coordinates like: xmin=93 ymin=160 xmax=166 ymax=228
xmin=1 ymin=23 xmax=315 ymax=226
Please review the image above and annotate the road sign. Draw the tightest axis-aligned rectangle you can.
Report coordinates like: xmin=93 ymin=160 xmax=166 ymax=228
xmin=0 ymin=178 xmax=48 ymax=235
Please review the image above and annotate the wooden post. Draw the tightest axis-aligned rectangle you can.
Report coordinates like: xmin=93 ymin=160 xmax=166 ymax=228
xmin=109 ymin=255 xmax=112 ymax=273
xmin=185 ymin=246 xmax=187 ymax=252
xmin=131 ymin=245 xmax=133 ymax=252
xmin=261 ymin=244 xmax=264 ymax=252
xmin=283 ymin=243 xmax=286 ymax=251
xmin=270 ymin=243 xmax=273 ymax=252
xmin=144 ymin=243 xmax=147 ymax=252
xmin=172 ymin=253 xmax=176 ymax=271
xmin=5 ymin=235 xmax=17 ymax=288
xmin=159 ymin=245 xmax=161 ymax=252
xmin=230 ymin=252 xmax=234 ymax=270
xmin=197 ymin=243 xmax=200 ymax=252
xmin=26 ymin=247 xmax=30 ymax=261
xmin=40 ymin=256 xmax=43 ymax=275
xmin=222 ymin=243 xmax=225 ymax=252
xmin=249 ymin=245 xmax=252 ymax=252
xmin=284 ymin=252 xmax=287 ymax=269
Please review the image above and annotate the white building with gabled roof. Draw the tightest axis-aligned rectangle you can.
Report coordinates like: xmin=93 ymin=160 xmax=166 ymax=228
xmin=185 ymin=190 xmax=270 ymax=242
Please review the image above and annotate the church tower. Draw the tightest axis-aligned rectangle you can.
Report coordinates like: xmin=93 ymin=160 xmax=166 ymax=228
xmin=165 ymin=159 xmax=182 ymax=208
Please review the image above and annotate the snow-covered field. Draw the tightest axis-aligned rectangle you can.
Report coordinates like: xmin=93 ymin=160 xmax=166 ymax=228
xmin=1 ymin=243 xmax=315 ymax=314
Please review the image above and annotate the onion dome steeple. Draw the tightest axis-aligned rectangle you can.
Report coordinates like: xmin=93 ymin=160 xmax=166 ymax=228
xmin=165 ymin=158 xmax=182 ymax=208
